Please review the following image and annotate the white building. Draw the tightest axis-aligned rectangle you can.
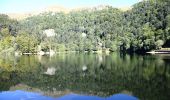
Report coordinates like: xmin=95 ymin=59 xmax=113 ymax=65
xmin=43 ymin=29 xmax=56 ymax=37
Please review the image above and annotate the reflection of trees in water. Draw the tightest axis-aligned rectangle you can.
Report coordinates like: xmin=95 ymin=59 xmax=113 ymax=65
xmin=0 ymin=53 xmax=170 ymax=99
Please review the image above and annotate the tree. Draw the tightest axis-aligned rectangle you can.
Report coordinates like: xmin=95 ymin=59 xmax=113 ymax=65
xmin=16 ymin=31 xmax=38 ymax=53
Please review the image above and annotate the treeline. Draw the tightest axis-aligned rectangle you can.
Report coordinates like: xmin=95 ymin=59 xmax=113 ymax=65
xmin=0 ymin=14 xmax=18 ymax=54
xmin=0 ymin=0 xmax=170 ymax=53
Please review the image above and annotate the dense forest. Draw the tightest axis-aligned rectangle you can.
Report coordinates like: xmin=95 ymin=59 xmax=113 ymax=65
xmin=0 ymin=0 xmax=169 ymax=54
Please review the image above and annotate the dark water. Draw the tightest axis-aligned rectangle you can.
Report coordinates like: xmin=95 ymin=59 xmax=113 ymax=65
xmin=0 ymin=53 xmax=170 ymax=100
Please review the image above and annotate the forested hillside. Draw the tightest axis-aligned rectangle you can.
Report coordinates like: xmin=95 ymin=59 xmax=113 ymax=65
xmin=0 ymin=14 xmax=18 ymax=54
xmin=0 ymin=0 xmax=169 ymax=54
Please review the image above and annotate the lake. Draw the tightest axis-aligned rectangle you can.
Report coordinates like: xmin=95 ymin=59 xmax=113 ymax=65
xmin=0 ymin=53 xmax=170 ymax=100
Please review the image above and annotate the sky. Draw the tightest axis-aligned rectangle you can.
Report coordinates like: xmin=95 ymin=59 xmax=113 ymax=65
xmin=0 ymin=0 xmax=141 ymax=13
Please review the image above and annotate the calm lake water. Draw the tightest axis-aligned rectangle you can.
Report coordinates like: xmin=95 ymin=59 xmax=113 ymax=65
xmin=0 ymin=53 xmax=170 ymax=100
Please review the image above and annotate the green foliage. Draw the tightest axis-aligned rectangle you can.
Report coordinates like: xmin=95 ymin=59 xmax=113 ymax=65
xmin=0 ymin=0 xmax=170 ymax=53
xmin=0 ymin=36 xmax=13 ymax=51
xmin=155 ymin=40 xmax=164 ymax=49
xmin=16 ymin=6 xmax=123 ymax=52
xmin=122 ymin=0 xmax=170 ymax=52
xmin=16 ymin=31 xmax=38 ymax=53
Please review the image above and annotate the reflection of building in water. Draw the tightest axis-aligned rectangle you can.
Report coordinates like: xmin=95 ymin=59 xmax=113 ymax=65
xmin=37 ymin=55 xmax=42 ymax=62
xmin=98 ymin=55 xmax=103 ymax=63
xmin=49 ymin=50 xmax=55 ymax=57
xmin=82 ymin=65 xmax=87 ymax=71
xmin=44 ymin=67 xmax=56 ymax=75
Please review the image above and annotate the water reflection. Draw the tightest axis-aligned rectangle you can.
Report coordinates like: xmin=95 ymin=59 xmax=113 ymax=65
xmin=44 ymin=67 xmax=56 ymax=75
xmin=0 ymin=53 xmax=170 ymax=100
xmin=0 ymin=90 xmax=138 ymax=100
